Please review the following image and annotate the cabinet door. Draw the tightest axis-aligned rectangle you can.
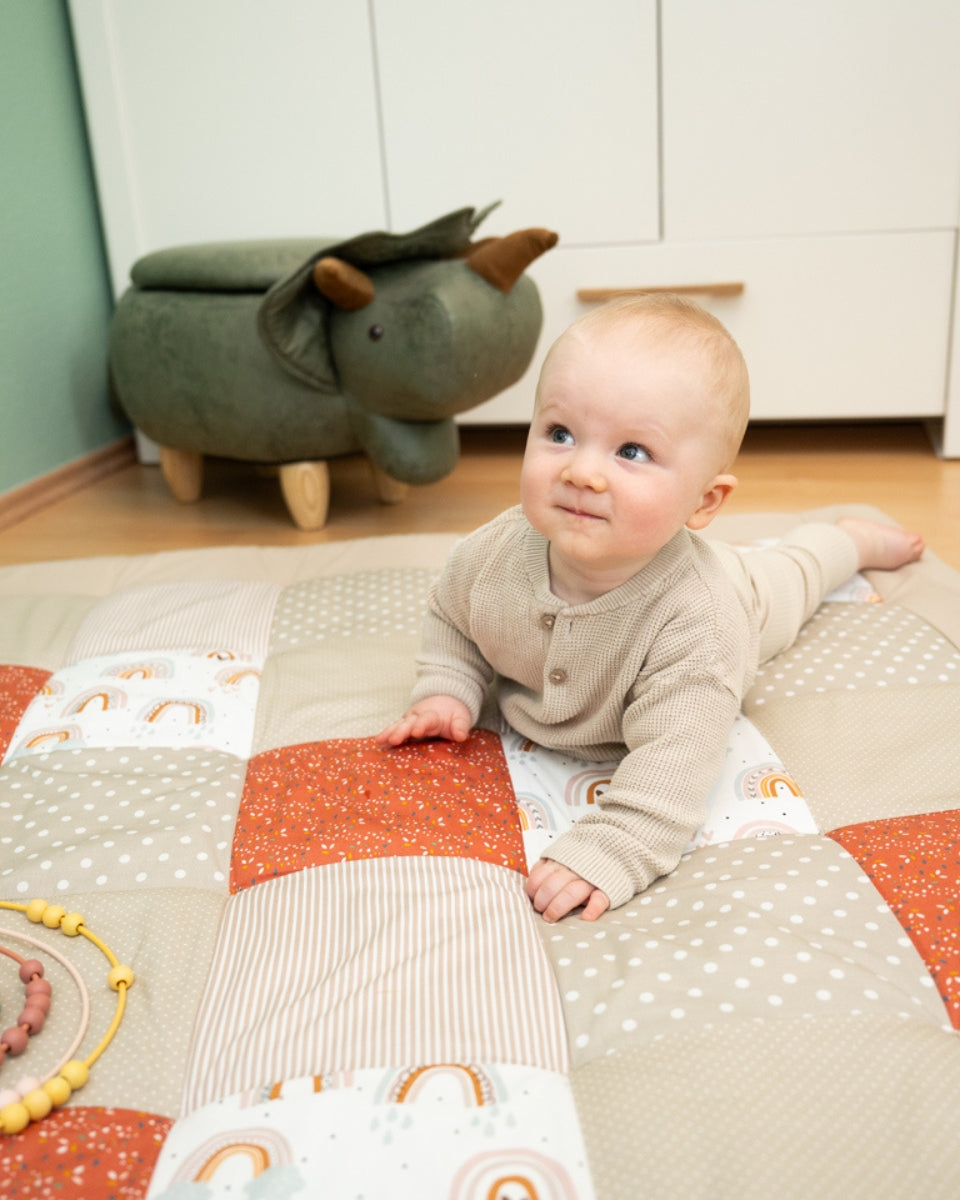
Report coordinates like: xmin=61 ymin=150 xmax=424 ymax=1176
xmin=662 ymin=1 xmax=960 ymax=239
xmin=373 ymin=0 xmax=660 ymax=245
xmin=69 ymin=0 xmax=386 ymax=297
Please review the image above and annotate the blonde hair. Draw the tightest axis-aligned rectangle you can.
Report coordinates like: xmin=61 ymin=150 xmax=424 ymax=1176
xmin=544 ymin=293 xmax=751 ymax=471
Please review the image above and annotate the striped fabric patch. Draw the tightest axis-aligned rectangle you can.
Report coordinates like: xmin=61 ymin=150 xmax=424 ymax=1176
xmin=181 ymin=856 xmax=569 ymax=1113
xmin=64 ymin=580 xmax=281 ymax=662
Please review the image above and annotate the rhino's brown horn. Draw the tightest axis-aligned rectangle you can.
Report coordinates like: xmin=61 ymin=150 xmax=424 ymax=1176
xmin=313 ymin=257 xmax=376 ymax=310
xmin=466 ymin=228 xmax=559 ymax=294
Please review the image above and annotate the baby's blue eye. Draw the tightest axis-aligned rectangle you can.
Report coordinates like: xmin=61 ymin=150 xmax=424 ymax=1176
xmin=618 ymin=442 xmax=650 ymax=462
xmin=547 ymin=424 xmax=574 ymax=445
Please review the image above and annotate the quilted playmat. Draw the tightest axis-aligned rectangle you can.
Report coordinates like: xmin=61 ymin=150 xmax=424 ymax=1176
xmin=0 ymin=504 xmax=958 ymax=1199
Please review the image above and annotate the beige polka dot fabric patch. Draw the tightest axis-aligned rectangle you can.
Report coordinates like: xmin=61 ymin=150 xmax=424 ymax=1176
xmin=269 ymin=568 xmax=436 ymax=650
xmin=571 ymin=1014 xmax=960 ymax=1200
xmin=747 ymin=602 xmax=960 ymax=707
xmin=539 ymin=835 xmax=947 ymax=1069
xmin=1 ymin=887 xmax=225 ymax=1117
xmin=0 ymin=747 xmax=244 ymax=896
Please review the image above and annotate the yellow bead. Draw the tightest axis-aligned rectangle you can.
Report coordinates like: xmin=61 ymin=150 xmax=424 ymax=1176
xmin=25 ymin=898 xmax=47 ymax=924
xmin=43 ymin=1076 xmax=72 ymax=1107
xmin=59 ymin=912 xmax=84 ymax=937
xmin=0 ymin=1101 xmax=31 ymax=1134
xmin=108 ymin=964 xmax=135 ymax=991
xmin=59 ymin=1060 xmax=89 ymax=1090
xmin=41 ymin=905 xmax=66 ymax=930
xmin=22 ymin=1088 xmax=53 ymax=1121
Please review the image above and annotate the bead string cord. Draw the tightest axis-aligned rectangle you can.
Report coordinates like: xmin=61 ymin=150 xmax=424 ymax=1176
xmin=0 ymin=925 xmax=92 ymax=1085
xmin=0 ymin=944 xmax=50 ymax=1068
xmin=0 ymin=899 xmax=134 ymax=1135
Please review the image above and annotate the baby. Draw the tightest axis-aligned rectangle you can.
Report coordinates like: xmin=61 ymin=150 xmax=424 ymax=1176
xmin=377 ymin=294 xmax=924 ymax=922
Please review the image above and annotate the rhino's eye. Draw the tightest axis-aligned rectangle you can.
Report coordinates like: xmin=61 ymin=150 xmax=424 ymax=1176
xmin=369 ymin=324 xmax=384 ymax=341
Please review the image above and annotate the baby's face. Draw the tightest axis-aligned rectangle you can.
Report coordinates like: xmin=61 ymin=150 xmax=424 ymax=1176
xmin=521 ymin=323 xmax=732 ymax=598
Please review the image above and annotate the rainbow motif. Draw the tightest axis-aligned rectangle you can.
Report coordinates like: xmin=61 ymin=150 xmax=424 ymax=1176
xmin=105 ymin=659 xmax=173 ymax=681
xmin=449 ymin=1147 xmax=578 ymax=1199
xmin=386 ymin=1063 xmax=498 ymax=1106
xmin=516 ymin=795 xmax=556 ymax=832
xmin=172 ymin=1128 xmax=294 ymax=1184
xmin=62 ymin=685 xmax=128 ymax=715
xmin=564 ymin=770 xmax=612 ymax=808
xmin=15 ymin=724 xmax=83 ymax=752
xmin=141 ymin=698 xmax=212 ymax=726
xmin=736 ymin=764 xmax=803 ymax=802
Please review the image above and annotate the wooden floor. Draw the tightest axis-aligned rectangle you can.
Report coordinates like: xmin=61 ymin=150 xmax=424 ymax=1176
xmin=0 ymin=422 xmax=958 ymax=570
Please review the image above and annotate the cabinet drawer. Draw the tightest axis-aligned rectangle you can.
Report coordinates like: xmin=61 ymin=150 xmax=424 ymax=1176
xmin=462 ymin=232 xmax=954 ymax=425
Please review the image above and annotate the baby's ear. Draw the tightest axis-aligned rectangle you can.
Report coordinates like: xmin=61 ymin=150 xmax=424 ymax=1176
xmin=686 ymin=474 xmax=738 ymax=531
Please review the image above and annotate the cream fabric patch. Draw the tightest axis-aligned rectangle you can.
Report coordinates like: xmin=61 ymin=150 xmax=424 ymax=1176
xmin=251 ymin=636 xmax=420 ymax=752
xmin=65 ymin=579 xmax=280 ymax=662
xmin=748 ymin=686 xmax=960 ymax=830
xmin=0 ymin=594 xmax=99 ymax=670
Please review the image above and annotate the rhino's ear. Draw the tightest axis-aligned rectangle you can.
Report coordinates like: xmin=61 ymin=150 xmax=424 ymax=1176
xmin=258 ymin=257 xmax=340 ymax=392
xmin=313 ymin=257 xmax=376 ymax=310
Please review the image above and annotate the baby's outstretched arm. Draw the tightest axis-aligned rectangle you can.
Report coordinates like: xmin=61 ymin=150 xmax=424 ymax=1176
xmin=376 ymin=695 xmax=473 ymax=747
xmin=527 ymin=858 xmax=610 ymax=923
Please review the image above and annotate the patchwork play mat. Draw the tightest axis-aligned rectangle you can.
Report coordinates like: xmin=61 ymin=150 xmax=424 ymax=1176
xmin=0 ymin=505 xmax=958 ymax=1198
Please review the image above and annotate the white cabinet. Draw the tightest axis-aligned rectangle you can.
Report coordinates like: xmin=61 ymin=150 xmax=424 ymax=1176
xmin=373 ymin=0 xmax=659 ymax=246
xmin=661 ymin=1 xmax=960 ymax=239
xmin=69 ymin=0 xmax=386 ymax=299
xmin=70 ymin=1 xmax=960 ymax=453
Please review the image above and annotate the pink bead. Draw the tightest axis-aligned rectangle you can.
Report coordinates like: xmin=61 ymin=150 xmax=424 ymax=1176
xmin=15 ymin=1076 xmax=41 ymax=1098
xmin=18 ymin=959 xmax=44 ymax=985
xmin=18 ymin=1006 xmax=46 ymax=1034
xmin=2 ymin=1027 xmax=29 ymax=1055
xmin=25 ymin=978 xmax=52 ymax=999
xmin=0 ymin=1089 xmax=20 ymax=1107
xmin=24 ymin=991 xmax=50 ymax=1015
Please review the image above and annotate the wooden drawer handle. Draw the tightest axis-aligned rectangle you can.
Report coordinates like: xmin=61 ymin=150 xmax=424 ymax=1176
xmin=578 ymin=282 xmax=745 ymax=302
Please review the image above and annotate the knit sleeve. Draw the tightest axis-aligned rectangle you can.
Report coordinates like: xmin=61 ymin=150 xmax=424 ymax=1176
xmin=407 ymin=536 xmax=496 ymax=722
xmin=543 ymin=668 xmax=741 ymax=907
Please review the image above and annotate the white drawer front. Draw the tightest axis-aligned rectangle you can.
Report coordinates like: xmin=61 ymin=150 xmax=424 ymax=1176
xmin=462 ymin=232 xmax=954 ymax=425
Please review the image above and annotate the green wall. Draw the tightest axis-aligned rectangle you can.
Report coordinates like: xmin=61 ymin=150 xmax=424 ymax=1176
xmin=0 ymin=1 xmax=129 ymax=498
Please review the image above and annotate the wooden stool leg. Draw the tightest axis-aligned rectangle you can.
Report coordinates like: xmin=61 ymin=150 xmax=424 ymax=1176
xmin=279 ymin=460 xmax=330 ymax=530
xmin=368 ymin=460 xmax=408 ymax=506
xmin=160 ymin=445 xmax=204 ymax=502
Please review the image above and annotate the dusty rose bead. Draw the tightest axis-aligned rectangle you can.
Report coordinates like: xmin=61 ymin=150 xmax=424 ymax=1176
xmin=24 ymin=991 xmax=51 ymax=1015
xmin=25 ymin=978 xmax=52 ymax=1000
xmin=18 ymin=960 xmax=44 ymax=985
xmin=18 ymin=1006 xmax=46 ymax=1034
xmin=2 ymin=1027 xmax=29 ymax=1055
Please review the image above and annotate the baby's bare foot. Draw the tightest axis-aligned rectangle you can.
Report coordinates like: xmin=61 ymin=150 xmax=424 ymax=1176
xmin=837 ymin=517 xmax=925 ymax=571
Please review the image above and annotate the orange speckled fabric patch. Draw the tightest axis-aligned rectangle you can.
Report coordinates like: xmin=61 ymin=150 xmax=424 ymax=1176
xmin=0 ymin=1107 xmax=172 ymax=1199
xmin=829 ymin=811 xmax=960 ymax=1028
xmin=0 ymin=666 xmax=51 ymax=759
xmin=231 ymin=730 xmax=524 ymax=892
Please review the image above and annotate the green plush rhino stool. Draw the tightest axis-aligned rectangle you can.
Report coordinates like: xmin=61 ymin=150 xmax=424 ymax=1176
xmin=109 ymin=205 xmax=558 ymax=529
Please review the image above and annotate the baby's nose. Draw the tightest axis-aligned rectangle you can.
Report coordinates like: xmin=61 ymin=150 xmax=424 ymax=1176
xmin=560 ymin=456 xmax=608 ymax=493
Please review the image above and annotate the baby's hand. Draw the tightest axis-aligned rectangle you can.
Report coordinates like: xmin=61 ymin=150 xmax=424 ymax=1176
xmin=376 ymin=696 xmax=473 ymax=748
xmin=526 ymin=858 xmax=610 ymax=924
